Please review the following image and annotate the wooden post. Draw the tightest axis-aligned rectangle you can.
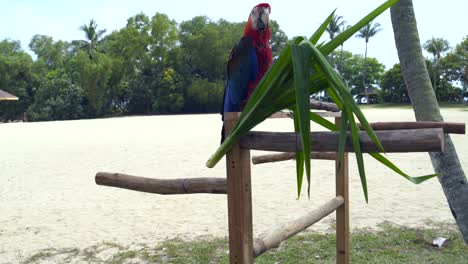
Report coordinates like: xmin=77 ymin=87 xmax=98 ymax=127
xmin=225 ymin=112 xmax=254 ymax=264
xmin=335 ymin=116 xmax=349 ymax=264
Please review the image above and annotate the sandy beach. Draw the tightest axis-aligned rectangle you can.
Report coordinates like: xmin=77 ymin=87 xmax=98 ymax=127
xmin=1 ymin=107 xmax=467 ymax=262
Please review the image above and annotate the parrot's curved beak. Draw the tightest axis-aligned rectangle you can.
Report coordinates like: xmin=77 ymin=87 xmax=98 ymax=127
xmin=257 ymin=19 xmax=267 ymax=31
xmin=250 ymin=5 xmax=270 ymax=33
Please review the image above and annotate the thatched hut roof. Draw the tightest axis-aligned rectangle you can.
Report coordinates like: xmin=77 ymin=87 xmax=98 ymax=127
xmin=0 ymin=89 xmax=18 ymax=101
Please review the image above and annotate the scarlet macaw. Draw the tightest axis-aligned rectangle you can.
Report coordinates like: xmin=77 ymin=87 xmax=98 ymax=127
xmin=221 ymin=3 xmax=273 ymax=142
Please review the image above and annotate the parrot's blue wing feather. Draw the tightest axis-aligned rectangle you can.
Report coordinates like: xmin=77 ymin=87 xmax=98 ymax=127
xmin=220 ymin=37 xmax=258 ymax=142
xmin=223 ymin=37 xmax=258 ymax=113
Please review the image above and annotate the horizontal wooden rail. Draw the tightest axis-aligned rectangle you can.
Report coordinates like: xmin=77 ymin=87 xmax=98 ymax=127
xmin=252 ymin=152 xmax=336 ymax=165
xmin=253 ymin=196 xmax=344 ymax=258
xmin=269 ymin=111 xmax=341 ymax=119
xmin=310 ymin=99 xmax=340 ymax=112
xmin=358 ymin=121 xmax=465 ymax=134
xmin=95 ymin=172 xmax=226 ymax=194
xmin=240 ymin=128 xmax=445 ymax=153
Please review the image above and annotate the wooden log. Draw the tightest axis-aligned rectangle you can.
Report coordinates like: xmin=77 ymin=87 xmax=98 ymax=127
xmin=240 ymin=128 xmax=445 ymax=153
xmin=269 ymin=111 xmax=341 ymax=119
xmin=253 ymin=196 xmax=344 ymax=258
xmin=269 ymin=112 xmax=293 ymax=119
xmin=95 ymin=172 xmax=227 ymax=194
xmin=225 ymin=112 xmax=254 ymax=264
xmin=310 ymin=99 xmax=340 ymax=112
xmin=359 ymin=121 xmax=465 ymax=134
xmin=252 ymin=152 xmax=336 ymax=164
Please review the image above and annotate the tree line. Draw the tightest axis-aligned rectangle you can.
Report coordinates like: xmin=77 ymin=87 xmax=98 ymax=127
xmin=325 ymin=15 xmax=467 ymax=104
xmin=0 ymin=12 xmax=466 ymax=121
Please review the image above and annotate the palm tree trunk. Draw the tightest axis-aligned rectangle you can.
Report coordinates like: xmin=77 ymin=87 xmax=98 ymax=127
xmin=433 ymin=61 xmax=439 ymax=99
xmin=363 ymin=41 xmax=369 ymax=103
xmin=391 ymin=0 xmax=468 ymax=244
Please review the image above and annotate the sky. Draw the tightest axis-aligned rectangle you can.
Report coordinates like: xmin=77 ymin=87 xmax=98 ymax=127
xmin=1 ymin=0 xmax=467 ymax=69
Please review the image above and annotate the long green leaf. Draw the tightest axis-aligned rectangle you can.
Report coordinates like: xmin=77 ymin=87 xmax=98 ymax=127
xmin=310 ymin=10 xmax=336 ymax=44
xmin=205 ymin=37 xmax=302 ymax=168
xmin=321 ymin=0 xmax=399 ymax=55
xmin=346 ymin=109 xmax=369 ymax=202
xmin=292 ymin=42 xmax=313 ymax=197
xmin=309 ymin=112 xmax=336 ymax=131
xmin=307 ymin=40 xmax=386 ymax=153
xmin=206 ymin=0 xmax=437 ymax=203
xmin=293 ymin=109 xmax=304 ymax=197
xmin=369 ymin=153 xmax=438 ymax=183
xmin=309 ymin=112 xmax=438 ymax=184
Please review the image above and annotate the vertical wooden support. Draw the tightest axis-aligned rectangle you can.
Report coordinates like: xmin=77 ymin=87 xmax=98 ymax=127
xmin=335 ymin=116 xmax=350 ymax=264
xmin=224 ymin=112 xmax=254 ymax=264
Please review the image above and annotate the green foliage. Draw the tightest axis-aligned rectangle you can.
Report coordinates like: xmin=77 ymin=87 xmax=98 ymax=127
xmin=1 ymin=10 xmax=465 ymax=123
xmin=380 ymin=63 xmax=409 ymax=103
xmin=269 ymin=20 xmax=289 ymax=58
xmin=185 ymin=78 xmax=224 ymax=113
xmin=27 ymin=70 xmax=85 ymax=121
xmin=179 ymin=16 xmax=243 ymax=81
xmin=326 ymin=14 xmax=346 ymax=40
xmin=19 ymin=222 xmax=468 ymax=263
xmin=127 ymin=76 xmax=153 ymax=115
xmin=424 ymin=37 xmax=450 ymax=61
xmin=103 ymin=13 xmax=151 ymax=75
xmin=74 ymin=51 xmax=113 ymax=115
xmin=150 ymin=13 xmax=179 ymax=63
xmin=207 ymin=0 xmax=438 ymax=200
xmin=334 ymin=51 xmax=385 ymax=95
xmin=79 ymin=19 xmax=107 ymax=58
xmin=152 ymin=68 xmax=185 ymax=114
xmin=29 ymin=35 xmax=69 ymax=68
xmin=0 ymin=39 xmax=34 ymax=120
xmin=439 ymin=36 xmax=468 ymax=97
xmin=356 ymin=21 xmax=382 ymax=43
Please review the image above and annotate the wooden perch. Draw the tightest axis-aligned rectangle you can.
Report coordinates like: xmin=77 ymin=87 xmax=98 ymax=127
xmin=269 ymin=111 xmax=341 ymax=119
xmin=309 ymin=99 xmax=340 ymax=112
xmin=252 ymin=152 xmax=336 ymax=164
xmin=359 ymin=121 xmax=465 ymax=134
xmin=253 ymin=196 xmax=344 ymax=258
xmin=240 ymin=128 xmax=445 ymax=153
xmin=95 ymin=172 xmax=226 ymax=194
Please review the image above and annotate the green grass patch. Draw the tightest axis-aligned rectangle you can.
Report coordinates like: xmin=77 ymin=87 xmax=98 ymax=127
xmin=19 ymin=222 xmax=467 ymax=263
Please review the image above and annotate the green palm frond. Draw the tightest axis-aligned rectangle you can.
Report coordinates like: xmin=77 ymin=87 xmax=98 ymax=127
xmin=206 ymin=0 xmax=438 ymax=200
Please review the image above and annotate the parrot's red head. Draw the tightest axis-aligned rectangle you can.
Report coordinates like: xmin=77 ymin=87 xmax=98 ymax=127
xmin=244 ymin=3 xmax=271 ymax=45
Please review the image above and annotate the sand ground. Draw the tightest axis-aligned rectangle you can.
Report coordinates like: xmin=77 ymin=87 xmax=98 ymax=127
xmin=1 ymin=107 xmax=467 ymax=262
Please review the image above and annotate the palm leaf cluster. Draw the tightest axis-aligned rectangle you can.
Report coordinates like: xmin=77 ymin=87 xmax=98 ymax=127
xmin=206 ymin=0 xmax=437 ymax=201
xmin=79 ymin=19 xmax=107 ymax=57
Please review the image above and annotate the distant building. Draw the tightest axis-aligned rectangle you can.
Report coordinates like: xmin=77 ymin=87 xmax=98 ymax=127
xmin=358 ymin=87 xmax=379 ymax=104
xmin=0 ymin=89 xmax=18 ymax=101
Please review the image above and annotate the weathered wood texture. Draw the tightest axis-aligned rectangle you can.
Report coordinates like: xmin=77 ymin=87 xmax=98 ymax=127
xmin=225 ymin=112 xmax=254 ymax=264
xmin=253 ymin=196 xmax=344 ymax=258
xmin=240 ymin=128 xmax=445 ymax=153
xmin=310 ymin=99 xmax=340 ymax=112
xmin=269 ymin=111 xmax=341 ymax=119
xmin=358 ymin=121 xmax=465 ymax=134
xmin=252 ymin=152 xmax=336 ymax=165
xmin=335 ymin=117 xmax=349 ymax=264
xmin=95 ymin=172 xmax=226 ymax=194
